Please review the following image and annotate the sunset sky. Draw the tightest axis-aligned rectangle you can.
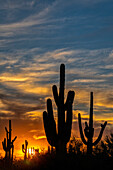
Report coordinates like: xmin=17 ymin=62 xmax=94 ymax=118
xmin=0 ymin=0 xmax=113 ymax=158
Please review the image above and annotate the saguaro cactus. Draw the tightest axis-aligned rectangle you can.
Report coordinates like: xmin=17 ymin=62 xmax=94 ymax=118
xmin=43 ymin=64 xmax=75 ymax=154
xmin=2 ymin=120 xmax=17 ymax=161
xmin=22 ymin=140 xmax=28 ymax=160
xmin=78 ymin=92 xmax=107 ymax=155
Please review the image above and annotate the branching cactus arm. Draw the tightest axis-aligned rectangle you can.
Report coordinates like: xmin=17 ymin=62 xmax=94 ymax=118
xmin=65 ymin=102 xmax=72 ymax=143
xmin=78 ymin=113 xmax=87 ymax=145
xmin=12 ymin=136 xmax=17 ymax=143
xmin=93 ymin=121 xmax=107 ymax=146
xmin=2 ymin=138 xmax=7 ymax=151
xmin=65 ymin=91 xmax=75 ymax=110
xmin=52 ymin=85 xmax=59 ymax=107
xmin=43 ymin=99 xmax=57 ymax=147
xmin=22 ymin=144 xmax=25 ymax=153
xmin=65 ymin=91 xmax=75 ymax=143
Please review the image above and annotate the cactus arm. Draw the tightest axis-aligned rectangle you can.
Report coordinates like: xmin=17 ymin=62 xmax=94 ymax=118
xmin=63 ymin=91 xmax=75 ymax=144
xmin=12 ymin=136 xmax=17 ymax=143
xmin=2 ymin=138 xmax=7 ymax=151
xmin=22 ymin=144 xmax=25 ymax=153
xmin=5 ymin=127 xmax=8 ymax=140
xmin=52 ymin=85 xmax=59 ymax=107
xmin=5 ymin=127 xmax=8 ymax=133
xmin=43 ymin=99 xmax=57 ymax=147
xmin=84 ymin=122 xmax=89 ymax=138
xmin=65 ymin=91 xmax=75 ymax=143
xmin=25 ymin=140 xmax=28 ymax=146
xmin=92 ymin=121 xmax=107 ymax=146
xmin=65 ymin=101 xmax=72 ymax=143
xmin=78 ymin=113 xmax=87 ymax=145
xmin=65 ymin=91 xmax=75 ymax=110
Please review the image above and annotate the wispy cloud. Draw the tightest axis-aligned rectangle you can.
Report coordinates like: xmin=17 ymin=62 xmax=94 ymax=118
xmin=33 ymin=135 xmax=46 ymax=140
xmin=0 ymin=0 xmax=58 ymax=38
xmin=0 ymin=73 xmax=29 ymax=82
xmin=73 ymin=79 xmax=106 ymax=83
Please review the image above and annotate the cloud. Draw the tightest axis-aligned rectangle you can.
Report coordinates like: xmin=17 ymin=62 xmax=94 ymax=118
xmin=29 ymin=129 xmax=39 ymax=133
xmin=0 ymin=99 xmax=43 ymax=118
xmin=0 ymin=73 xmax=29 ymax=82
xmin=0 ymin=88 xmax=45 ymax=118
xmin=0 ymin=0 xmax=58 ymax=38
xmin=33 ymin=135 xmax=46 ymax=140
xmin=0 ymin=47 xmax=113 ymax=127
xmin=73 ymin=79 xmax=106 ymax=83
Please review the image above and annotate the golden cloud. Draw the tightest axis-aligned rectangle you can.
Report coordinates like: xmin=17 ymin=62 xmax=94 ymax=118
xmin=0 ymin=73 xmax=29 ymax=82
xmin=33 ymin=135 xmax=46 ymax=140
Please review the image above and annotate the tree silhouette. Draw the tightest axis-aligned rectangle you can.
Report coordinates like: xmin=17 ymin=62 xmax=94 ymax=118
xmin=43 ymin=64 xmax=75 ymax=154
xmin=69 ymin=136 xmax=83 ymax=155
xmin=101 ymin=133 xmax=113 ymax=157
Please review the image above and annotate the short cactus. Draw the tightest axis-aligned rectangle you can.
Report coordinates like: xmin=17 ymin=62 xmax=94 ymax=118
xmin=78 ymin=92 xmax=107 ymax=155
xmin=43 ymin=64 xmax=75 ymax=154
xmin=22 ymin=140 xmax=28 ymax=160
xmin=2 ymin=120 xmax=17 ymax=161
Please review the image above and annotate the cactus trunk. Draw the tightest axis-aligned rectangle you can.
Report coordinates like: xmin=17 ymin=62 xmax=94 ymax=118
xmin=57 ymin=64 xmax=66 ymax=153
xmin=87 ymin=92 xmax=93 ymax=155
xmin=9 ymin=120 xmax=11 ymax=159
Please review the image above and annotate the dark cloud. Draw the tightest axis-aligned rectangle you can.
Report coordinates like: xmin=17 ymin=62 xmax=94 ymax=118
xmin=0 ymin=92 xmax=45 ymax=118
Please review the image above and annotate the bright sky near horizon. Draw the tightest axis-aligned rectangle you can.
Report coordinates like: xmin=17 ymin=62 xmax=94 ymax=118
xmin=0 ymin=0 xmax=113 ymax=157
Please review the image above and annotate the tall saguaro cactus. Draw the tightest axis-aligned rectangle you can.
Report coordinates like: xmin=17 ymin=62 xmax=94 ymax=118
xmin=2 ymin=120 xmax=17 ymax=161
xmin=78 ymin=92 xmax=107 ymax=155
xmin=22 ymin=140 xmax=28 ymax=160
xmin=43 ymin=64 xmax=75 ymax=154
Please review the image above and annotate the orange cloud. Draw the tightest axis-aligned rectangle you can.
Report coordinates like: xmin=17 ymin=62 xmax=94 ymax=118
xmin=20 ymin=85 xmax=49 ymax=95
xmin=73 ymin=79 xmax=105 ymax=83
xmin=33 ymin=135 xmax=46 ymax=140
xmin=0 ymin=73 xmax=29 ymax=82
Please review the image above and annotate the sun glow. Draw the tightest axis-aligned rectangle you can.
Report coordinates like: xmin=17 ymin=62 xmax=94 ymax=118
xmin=27 ymin=148 xmax=35 ymax=156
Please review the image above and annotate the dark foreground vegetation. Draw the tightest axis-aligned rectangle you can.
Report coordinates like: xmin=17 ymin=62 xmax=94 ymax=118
xmin=1 ymin=133 xmax=113 ymax=170
xmin=1 ymin=150 xmax=113 ymax=170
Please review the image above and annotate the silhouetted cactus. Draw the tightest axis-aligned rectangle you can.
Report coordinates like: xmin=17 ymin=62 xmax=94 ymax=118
xmin=43 ymin=64 xmax=75 ymax=154
xmin=22 ymin=140 xmax=28 ymax=160
xmin=78 ymin=92 xmax=107 ymax=155
xmin=48 ymin=146 xmax=50 ymax=154
xmin=2 ymin=120 xmax=17 ymax=162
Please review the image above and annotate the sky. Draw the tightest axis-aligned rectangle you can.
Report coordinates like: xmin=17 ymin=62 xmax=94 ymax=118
xmin=0 ymin=0 xmax=113 ymax=158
